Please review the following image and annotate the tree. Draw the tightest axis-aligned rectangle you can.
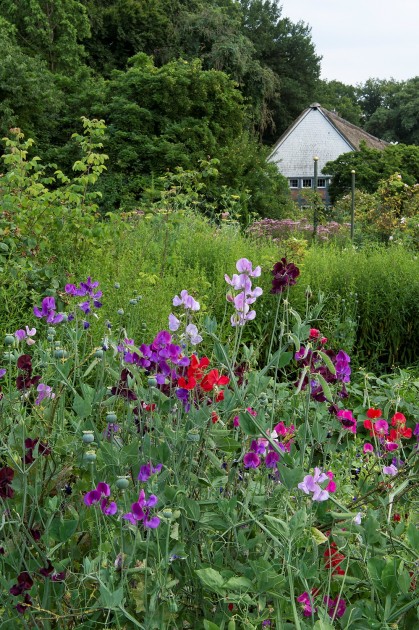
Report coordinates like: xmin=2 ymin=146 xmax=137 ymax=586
xmin=0 ymin=0 xmax=90 ymax=73
xmin=313 ymin=80 xmax=362 ymax=125
xmin=324 ymin=143 xmax=419 ymax=202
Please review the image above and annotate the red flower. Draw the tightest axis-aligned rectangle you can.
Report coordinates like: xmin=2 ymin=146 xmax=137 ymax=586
xmin=366 ymin=408 xmax=382 ymax=419
xmin=201 ymin=369 xmax=229 ymax=392
xmin=324 ymin=542 xmax=345 ymax=575
xmin=211 ymin=412 xmax=219 ymax=424
xmin=393 ymin=513 xmax=401 ymax=522
xmin=178 ymin=355 xmax=210 ymax=390
xmin=391 ymin=412 xmax=406 ymax=426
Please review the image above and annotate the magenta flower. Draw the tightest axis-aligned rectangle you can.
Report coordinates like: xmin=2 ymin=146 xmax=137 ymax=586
xmin=337 ymin=409 xmax=357 ymax=433
xmin=33 ymin=297 xmax=64 ymax=324
xmin=84 ymin=482 xmax=117 ymax=516
xmin=243 ymin=452 xmax=261 ymax=468
xmin=335 ymin=350 xmax=351 ymax=383
xmin=324 ymin=595 xmax=346 ymax=618
xmin=123 ymin=489 xmax=160 ymax=528
xmin=296 ymin=591 xmax=317 ymax=617
xmin=374 ymin=419 xmax=389 ymax=435
xmin=363 ymin=443 xmax=374 ymax=453
xmin=265 ymin=451 xmax=280 ymax=468
xmin=298 ymin=467 xmax=331 ymax=502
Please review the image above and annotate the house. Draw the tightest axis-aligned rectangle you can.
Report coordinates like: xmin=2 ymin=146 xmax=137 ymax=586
xmin=268 ymin=103 xmax=388 ymax=205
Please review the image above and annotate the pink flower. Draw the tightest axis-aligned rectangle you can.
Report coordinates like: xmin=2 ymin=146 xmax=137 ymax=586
xmin=363 ymin=443 xmax=374 ymax=453
xmin=383 ymin=464 xmax=398 ymax=476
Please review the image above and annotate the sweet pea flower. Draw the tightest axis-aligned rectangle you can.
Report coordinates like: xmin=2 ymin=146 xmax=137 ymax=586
xmin=383 ymin=464 xmax=398 ymax=476
xmin=168 ymin=314 xmax=180 ymax=331
xmin=173 ymin=290 xmax=200 ymax=311
xmin=296 ymin=592 xmax=317 ymax=617
xmin=84 ymin=482 xmax=117 ymax=516
xmin=33 ymin=297 xmax=64 ymax=324
xmin=123 ymin=489 xmax=160 ymax=528
xmin=35 ymin=383 xmax=55 ymax=405
xmin=0 ymin=369 xmax=6 ymax=378
xmin=363 ymin=442 xmax=374 ymax=454
xmin=235 ymin=257 xmax=261 ymax=277
xmin=353 ymin=512 xmax=363 ymax=525
xmin=185 ymin=324 xmax=203 ymax=345
xmin=15 ymin=327 xmax=37 ymax=346
xmin=298 ymin=467 xmax=331 ymax=502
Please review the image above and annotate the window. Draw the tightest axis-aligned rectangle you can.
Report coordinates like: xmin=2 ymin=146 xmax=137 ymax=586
xmin=317 ymin=178 xmax=326 ymax=188
xmin=289 ymin=179 xmax=299 ymax=188
xmin=302 ymin=179 xmax=312 ymax=188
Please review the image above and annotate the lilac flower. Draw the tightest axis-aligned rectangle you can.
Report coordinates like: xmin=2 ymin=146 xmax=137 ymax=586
xmin=383 ymin=464 xmax=398 ymax=476
xmin=185 ymin=324 xmax=203 ymax=345
xmin=65 ymin=277 xmax=102 ymax=315
xmin=0 ymin=369 xmax=6 ymax=378
xmin=35 ymin=383 xmax=55 ymax=405
xmin=14 ymin=326 xmax=36 ymax=346
xmin=298 ymin=467 xmax=331 ymax=502
xmin=353 ymin=512 xmax=363 ymax=525
xmin=84 ymin=482 xmax=117 ymax=516
xmin=235 ymin=258 xmax=261 ymax=277
xmin=123 ymin=489 xmax=160 ymax=528
xmin=168 ymin=313 xmax=180 ymax=331
xmin=138 ymin=462 xmax=163 ymax=482
xmin=33 ymin=297 xmax=64 ymax=324
xmin=173 ymin=290 xmax=200 ymax=311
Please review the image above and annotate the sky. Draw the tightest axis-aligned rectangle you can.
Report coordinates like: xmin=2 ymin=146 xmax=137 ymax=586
xmin=281 ymin=0 xmax=419 ymax=85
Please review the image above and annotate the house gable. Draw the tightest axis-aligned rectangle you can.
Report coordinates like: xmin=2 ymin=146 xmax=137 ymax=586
xmin=268 ymin=104 xmax=354 ymax=179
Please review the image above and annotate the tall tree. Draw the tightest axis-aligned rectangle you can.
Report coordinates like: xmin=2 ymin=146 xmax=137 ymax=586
xmin=0 ymin=0 xmax=90 ymax=72
xmin=313 ymin=80 xmax=362 ymax=125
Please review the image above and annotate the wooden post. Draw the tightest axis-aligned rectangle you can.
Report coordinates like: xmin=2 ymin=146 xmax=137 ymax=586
xmin=351 ymin=169 xmax=356 ymax=240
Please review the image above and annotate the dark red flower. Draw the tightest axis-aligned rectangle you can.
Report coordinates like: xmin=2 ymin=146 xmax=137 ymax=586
xmin=10 ymin=572 xmax=33 ymax=596
xmin=17 ymin=354 xmax=32 ymax=371
xmin=270 ymin=258 xmax=300 ymax=294
xmin=40 ymin=560 xmax=54 ymax=577
xmin=0 ymin=466 xmax=14 ymax=499
xmin=16 ymin=593 xmax=32 ymax=614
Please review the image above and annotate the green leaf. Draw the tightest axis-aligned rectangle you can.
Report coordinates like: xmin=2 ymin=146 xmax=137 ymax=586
xmin=98 ymin=585 xmax=124 ymax=610
xmin=238 ymin=410 xmax=260 ymax=435
xmin=224 ymin=576 xmax=253 ymax=591
xmin=277 ymin=464 xmax=304 ymax=490
xmin=49 ymin=518 xmax=78 ymax=543
xmin=72 ymin=394 xmax=92 ymax=419
xmin=311 ymin=527 xmax=328 ymax=544
xmin=313 ymin=620 xmax=334 ymax=630
xmin=407 ymin=523 xmax=419 ymax=550
xmin=203 ymin=621 xmax=221 ymax=630
xmin=195 ymin=568 xmax=225 ymax=594
xmin=183 ymin=497 xmax=201 ymax=522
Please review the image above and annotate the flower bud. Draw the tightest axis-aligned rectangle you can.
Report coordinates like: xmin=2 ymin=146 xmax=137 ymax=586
xmin=147 ymin=377 xmax=157 ymax=387
xmin=117 ymin=309 xmax=124 ymax=315
xmin=116 ymin=476 xmax=130 ymax=490
xmin=187 ymin=429 xmax=200 ymax=442
xmin=54 ymin=348 xmax=67 ymax=359
xmin=106 ymin=411 xmax=117 ymax=423
xmin=83 ymin=450 xmax=97 ymax=462
xmin=82 ymin=431 xmax=95 ymax=444
xmin=94 ymin=349 xmax=104 ymax=359
xmin=4 ymin=334 xmax=15 ymax=347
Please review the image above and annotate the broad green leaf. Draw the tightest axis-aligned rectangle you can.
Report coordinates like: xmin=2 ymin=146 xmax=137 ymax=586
xmin=195 ymin=568 xmax=225 ymax=594
xmin=98 ymin=585 xmax=124 ymax=610
xmin=203 ymin=621 xmax=221 ymax=630
xmin=224 ymin=576 xmax=253 ymax=591
xmin=311 ymin=527 xmax=328 ymax=544
xmin=238 ymin=410 xmax=260 ymax=435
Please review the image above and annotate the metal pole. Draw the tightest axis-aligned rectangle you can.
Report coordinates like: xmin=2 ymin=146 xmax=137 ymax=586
xmin=313 ymin=156 xmax=319 ymax=239
xmin=351 ymin=169 xmax=356 ymax=240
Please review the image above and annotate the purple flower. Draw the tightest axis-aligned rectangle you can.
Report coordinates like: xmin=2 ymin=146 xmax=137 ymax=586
xmin=243 ymin=452 xmax=261 ymax=468
xmin=271 ymin=258 xmax=300 ymax=294
xmin=265 ymin=451 xmax=280 ymax=468
xmin=297 ymin=591 xmax=317 ymax=617
xmin=35 ymin=383 xmax=55 ymax=406
xmin=185 ymin=324 xmax=203 ymax=345
xmin=324 ymin=595 xmax=346 ymax=619
xmin=226 ymin=259 xmax=263 ymax=327
xmin=84 ymin=482 xmax=117 ymax=516
xmin=123 ymin=489 xmax=160 ymax=528
xmin=0 ymin=369 xmax=6 ymax=378
xmin=298 ymin=467 xmax=330 ymax=502
xmin=33 ymin=297 xmax=64 ymax=324
xmin=337 ymin=409 xmax=357 ymax=433
xmin=335 ymin=350 xmax=351 ymax=383
xmin=138 ymin=462 xmax=163 ymax=482
xmin=236 ymin=258 xmax=261 ymax=277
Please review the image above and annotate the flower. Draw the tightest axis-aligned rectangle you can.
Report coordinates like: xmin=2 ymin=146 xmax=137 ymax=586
xmin=324 ymin=542 xmax=345 ymax=575
xmin=363 ymin=442 xmax=374 ymax=453
xmin=10 ymin=572 xmax=33 ymax=596
xmin=14 ymin=327 xmax=36 ymax=346
xmin=201 ymin=369 xmax=229 ymax=392
xmin=173 ymin=290 xmax=200 ymax=311
xmin=335 ymin=350 xmax=351 ymax=383
xmin=84 ymin=482 xmax=117 ymax=516
xmin=337 ymin=409 xmax=357 ymax=433
xmin=123 ymin=489 xmax=160 ymax=528
xmin=0 ymin=466 xmax=14 ymax=499
xmin=33 ymin=297 xmax=64 ymax=324
xmin=296 ymin=591 xmax=317 ymax=617
xmin=353 ymin=512 xmax=363 ymax=525
xmin=298 ymin=467 xmax=331 ymax=502
xmin=185 ymin=324 xmax=203 ymax=345
xmin=138 ymin=462 xmax=162 ymax=482
xmin=226 ymin=259 xmax=263 ymax=326
xmin=0 ymin=369 xmax=6 ymax=378
xmin=168 ymin=313 xmax=180 ymax=331
xmin=367 ymin=408 xmax=382 ymax=419
xmin=383 ymin=464 xmax=398 ymax=476
xmin=243 ymin=452 xmax=261 ymax=468
xmin=235 ymin=258 xmax=261 ymax=277
xmin=35 ymin=383 xmax=55 ymax=405
xmin=271 ymin=258 xmax=300 ymax=294
xmin=324 ymin=595 xmax=346 ymax=618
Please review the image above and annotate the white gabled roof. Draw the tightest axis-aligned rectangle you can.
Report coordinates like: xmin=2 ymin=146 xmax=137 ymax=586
xmin=268 ymin=103 xmax=387 ymax=179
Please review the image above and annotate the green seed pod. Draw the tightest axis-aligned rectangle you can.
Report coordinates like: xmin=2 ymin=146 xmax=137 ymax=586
xmin=94 ymin=348 xmax=104 ymax=359
xmin=82 ymin=431 xmax=95 ymax=444
xmin=147 ymin=377 xmax=157 ymax=387
xmin=117 ymin=308 xmax=124 ymax=315
xmin=228 ymin=620 xmax=236 ymax=630
xmin=47 ymin=327 xmax=56 ymax=335
xmin=4 ymin=334 xmax=15 ymax=347
xmin=83 ymin=450 xmax=97 ymax=463
xmin=162 ymin=508 xmax=173 ymax=519
xmin=47 ymin=335 xmax=54 ymax=342
xmin=129 ymin=299 xmax=138 ymax=305
xmin=116 ymin=476 xmax=130 ymax=490
xmin=54 ymin=348 xmax=67 ymax=359
xmin=106 ymin=411 xmax=117 ymax=423
xmin=187 ymin=430 xmax=200 ymax=442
